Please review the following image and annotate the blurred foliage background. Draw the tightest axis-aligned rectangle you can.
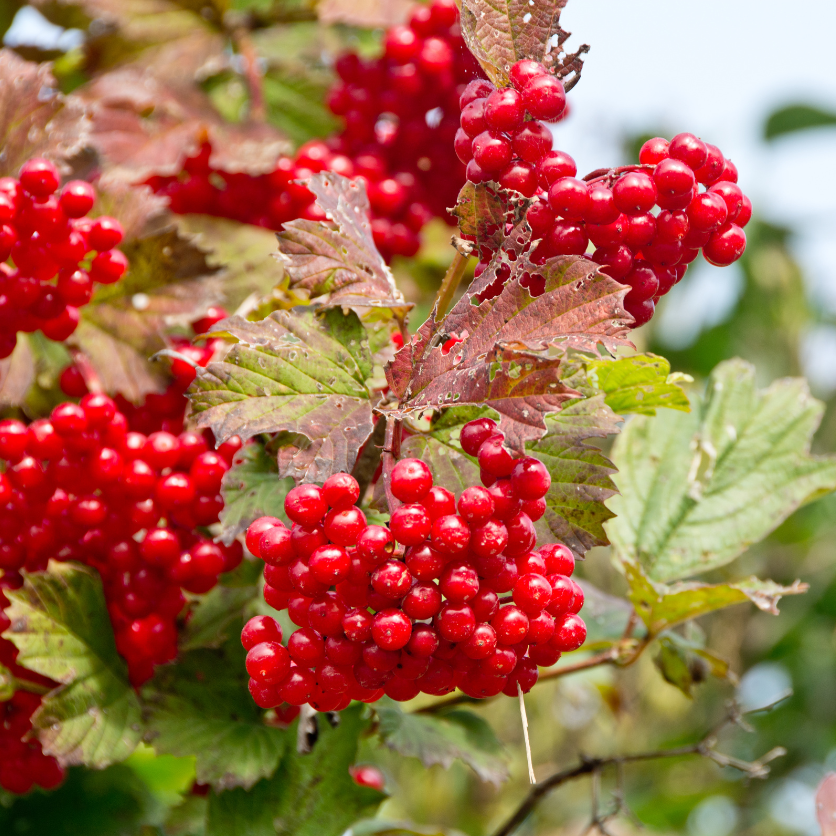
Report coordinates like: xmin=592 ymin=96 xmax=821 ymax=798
xmin=0 ymin=1 xmax=835 ymax=835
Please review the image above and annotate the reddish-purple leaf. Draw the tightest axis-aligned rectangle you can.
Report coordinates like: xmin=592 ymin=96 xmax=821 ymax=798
xmin=276 ymin=172 xmax=410 ymax=312
xmin=451 ymin=181 xmax=532 ymax=256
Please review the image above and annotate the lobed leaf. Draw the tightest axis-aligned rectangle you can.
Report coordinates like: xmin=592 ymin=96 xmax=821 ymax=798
xmin=188 ymin=308 xmax=375 ymax=483
xmin=205 ymin=705 xmax=384 ymax=836
xmin=459 ymin=0 xmax=589 ymax=88
xmin=624 ymin=560 xmax=808 ymax=638
xmin=607 ymin=358 xmax=836 ymax=582
xmin=585 ymin=353 xmax=691 ymax=416
xmin=144 ymin=643 xmax=287 ymax=791
xmin=387 ymin=246 xmax=631 ymax=452
xmin=375 ymin=702 xmax=509 ymax=785
xmin=451 ymin=181 xmax=532 ymax=255
xmin=276 ymin=172 xmax=410 ymax=312
xmin=2 ymin=561 xmax=142 ymax=767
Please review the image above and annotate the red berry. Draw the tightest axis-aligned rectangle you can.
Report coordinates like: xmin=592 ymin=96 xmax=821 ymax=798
xmin=551 ymin=613 xmax=587 ymax=651
xmin=510 ymin=457 xmax=551 ymax=500
xmin=613 ymin=172 xmax=657 ymax=215
xmin=703 ymin=223 xmax=746 ymax=266
xmin=246 ymin=641 xmax=291 ymax=684
xmin=639 ymin=137 xmax=669 ymax=165
xmin=88 ymin=216 xmax=124 ymax=250
xmin=322 ymin=472 xmax=360 ymax=509
xmin=372 ymin=608 xmax=412 ymax=651
xmin=537 ymin=150 xmax=577 ymax=187
xmin=430 ymin=514 xmax=471 ymax=556
xmin=460 ymin=417 xmax=498 ymax=456
xmin=668 ymin=132 xmax=708 ymax=170
xmin=491 ymin=605 xmax=530 ymax=645
xmin=548 ymin=177 xmax=589 ymax=221
xmin=324 ymin=506 xmax=367 ymax=546
xmin=472 ymin=130 xmax=513 ymax=173
xmin=513 ymin=573 xmax=553 ymax=614
xmin=477 ymin=434 xmax=514 ymax=477
xmin=351 ymin=765 xmax=385 ymax=791
xmin=241 ymin=615 xmax=283 ymax=650
xmin=458 ymin=486 xmax=495 ymax=525
xmin=390 ymin=458 xmax=433 ymax=503
xmin=59 ymin=180 xmax=95 ymax=217
xmin=371 ymin=559 xmax=413 ymax=599
xmin=470 ymin=518 xmax=508 ymax=558
xmin=285 ymin=484 xmax=327 ymax=527
xmin=389 ymin=503 xmax=432 ymax=546
xmin=19 ymin=158 xmax=60 ymax=197
xmin=522 ymin=74 xmax=566 ymax=121
xmin=509 ymin=59 xmax=548 ymax=91
xmin=435 ymin=602 xmax=476 ymax=641
xmin=421 ymin=486 xmax=456 ymax=520
xmin=402 ymin=581 xmax=443 ymax=619
xmin=246 ymin=516 xmax=281 ymax=558
xmin=309 ymin=545 xmax=351 ymax=584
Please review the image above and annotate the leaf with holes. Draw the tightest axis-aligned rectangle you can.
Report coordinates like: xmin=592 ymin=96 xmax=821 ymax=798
xmin=0 ymin=50 xmax=90 ymax=177
xmin=586 ymin=353 xmax=691 ymax=416
xmin=144 ymin=642 xmax=287 ymax=791
xmin=276 ymin=172 xmax=409 ymax=312
xmin=624 ymin=560 xmax=808 ymax=638
xmin=459 ymin=0 xmax=589 ymax=88
xmin=188 ymin=308 xmax=375 ymax=483
xmin=205 ymin=705 xmax=383 ymax=836
xmin=375 ymin=702 xmax=509 ymax=786
xmin=2 ymin=561 xmax=141 ymax=767
xmin=451 ymin=181 xmax=532 ymax=256
xmin=218 ymin=442 xmax=293 ymax=545
xmin=607 ymin=358 xmax=836 ymax=582
xmin=387 ymin=248 xmax=631 ymax=452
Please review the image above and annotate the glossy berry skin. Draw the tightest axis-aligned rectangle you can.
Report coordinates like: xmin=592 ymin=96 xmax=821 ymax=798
xmin=510 ymin=457 xmax=551 ymax=500
xmin=521 ymin=74 xmax=566 ymax=121
xmin=389 ymin=504 xmax=432 ymax=546
xmin=439 ymin=561 xmax=480 ymax=603
xmin=484 ymin=88 xmax=526 ymax=132
xmin=371 ymin=560 xmax=413 ymax=599
xmin=435 ymin=603 xmax=476 ymax=641
xmin=477 ymin=434 xmax=515 ymax=477
xmin=458 ymin=486 xmax=495 ymax=525
xmin=19 ymin=158 xmax=60 ymax=197
xmin=668 ymin=132 xmax=708 ymax=170
xmin=513 ymin=573 xmax=553 ymax=614
xmin=322 ymin=472 xmax=360 ymax=509
xmin=402 ymin=581 xmax=443 ymax=619
xmin=421 ymin=486 xmax=456 ymax=520
xmin=459 ymin=417 xmax=498 ymax=456
xmin=309 ymin=545 xmax=351 ymax=584
xmin=492 ymin=605 xmax=530 ymax=645
xmin=351 ymin=765 xmax=385 ymax=792
xmin=372 ymin=608 xmax=412 ymax=650
xmin=241 ymin=616 xmax=283 ymax=650
xmin=509 ymin=59 xmax=548 ymax=91
xmin=390 ymin=458 xmax=433 ymax=503
xmin=431 ymin=514 xmax=470 ymax=555
xmin=613 ymin=172 xmax=657 ymax=215
xmin=323 ymin=507 xmax=367 ymax=546
xmin=259 ymin=525 xmax=294 ymax=566
xmin=245 ymin=642 xmax=291 ymax=685
xmin=551 ymin=612 xmax=587 ymax=651
xmin=357 ymin=525 xmax=395 ymax=565
xmin=548 ymin=177 xmax=589 ymax=221
xmin=285 ymin=484 xmax=327 ymax=527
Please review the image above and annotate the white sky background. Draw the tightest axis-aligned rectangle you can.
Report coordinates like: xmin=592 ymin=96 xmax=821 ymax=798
xmin=6 ymin=1 xmax=836 ymax=382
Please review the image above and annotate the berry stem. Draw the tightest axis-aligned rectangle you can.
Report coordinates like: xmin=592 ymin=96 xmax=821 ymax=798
xmin=434 ymin=250 xmax=470 ymax=320
xmin=68 ymin=347 xmax=103 ymax=395
xmin=381 ymin=414 xmax=404 ymax=514
xmin=230 ymin=26 xmax=266 ymax=122
xmin=582 ymin=163 xmax=654 ymax=185
xmin=518 ymin=683 xmax=536 ymax=785
xmin=351 ymin=417 xmax=387 ymax=503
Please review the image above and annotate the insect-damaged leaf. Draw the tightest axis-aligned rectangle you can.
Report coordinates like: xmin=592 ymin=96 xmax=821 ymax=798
xmin=188 ymin=308 xmax=375 ymax=483
xmin=451 ymin=181 xmax=532 ymax=255
xmin=276 ymin=172 xmax=410 ymax=312
xmin=386 ymin=243 xmax=631 ymax=452
xmin=459 ymin=0 xmax=589 ymax=88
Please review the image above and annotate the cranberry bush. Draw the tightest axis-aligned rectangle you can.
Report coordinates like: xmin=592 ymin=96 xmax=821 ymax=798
xmin=0 ymin=0 xmax=833 ymax=834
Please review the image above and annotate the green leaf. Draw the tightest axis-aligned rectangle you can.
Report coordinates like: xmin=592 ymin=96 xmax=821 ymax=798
xmin=586 ymin=353 xmax=691 ymax=416
xmin=189 ymin=308 xmax=375 ymax=483
xmin=263 ymin=67 xmax=340 ymax=146
xmin=164 ymin=795 xmax=208 ymax=836
xmin=375 ymin=702 xmax=509 ymax=785
xmin=459 ymin=0 xmax=589 ymax=88
xmin=607 ymin=358 xmax=836 ymax=582
xmin=764 ymin=103 xmax=836 ymax=140
xmin=577 ymin=580 xmax=633 ymax=647
xmin=624 ymin=560 xmax=808 ymax=638
xmin=2 ymin=561 xmax=142 ymax=767
xmin=218 ymin=442 xmax=293 ymax=545
xmin=0 ymin=763 xmax=166 ymax=836
xmin=277 ymin=172 xmax=409 ymax=312
xmin=179 ymin=561 xmax=262 ymax=651
xmin=205 ymin=705 xmax=384 ymax=836
xmin=348 ymin=822 xmax=461 ymax=836
xmin=144 ymin=643 xmax=287 ymax=791
xmin=0 ymin=661 xmax=14 ymax=701
xmin=531 ymin=362 xmax=622 ymax=555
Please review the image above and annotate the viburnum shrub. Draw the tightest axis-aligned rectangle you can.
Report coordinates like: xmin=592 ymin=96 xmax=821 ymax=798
xmin=0 ymin=1 xmax=828 ymax=833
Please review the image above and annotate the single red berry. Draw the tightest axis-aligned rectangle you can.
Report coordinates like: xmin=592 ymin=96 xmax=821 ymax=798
xmin=462 ymin=623 xmax=498 ymax=660
xmin=88 ymin=216 xmax=124 ymax=250
xmin=279 ymin=668 xmax=316 ymax=705
xmin=342 ymin=608 xmax=374 ymax=643
xmin=389 ymin=503 xmax=432 ymax=546
xmin=458 ymin=486 xmax=495 ymax=525
xmin=638 ymin=137 xmax=669 ymax=165
xmin=540 ymin=542 xmax=575 ymax=575
xmin=390 ymin=458 xmax=433 ymax=503
xmin=0 ymin=419 xmax=29 ymax=460
xmin=421 ymin=486 xmax=456 ymax=520
xmin=510 ymin=457 xmax=551 ymax=500
xmin=242 ymin=615 xmax=283 ymax=650
xmin=512 ymin=121 xmax=552 ymax=163
xmin=372 ymin=608 xmax=412 ymax=651
xmin=513 ymin=573 xmax=553 ymax=614
xmin=492 ymin=605 xmax=530 ymax=645
xmin=322 ymin=472 xmax=360 ymax=509
xmin=703 ymin=223 xmax=746 ymax=266
xmin=431 ymin=514 xmax=471 ymax=556
xmin=19 ymin=158 xmax=60 ymax=197
xmin=285 ymin=484 xmax=327 ymax=527
xmin=687 ymin=191 xmax=728 ymax=232
xmin=246 ymin=641 xmax=291 ymax=684
xmin=548 ymin=177 xmax=589 ymax=221
xmin=309 ymin=545 xmax=352 ymax=584
xmin=470 ymin=518 xmax=509 ymax=558
xmin=288 ymin=627 xmax=326 ymax=666
xmin=351 ymin=765 xmax=385 ymax=791
xmin=509 ymin=58 xmax=548 ymax=91
xmin=406 ymin=623 xmax=440 ymax=657
xmin=460 ymin=98 xmax=488 ymax=138
xmin=613 ymin=172 xmax=657 ymax=215
xmin=357 ymin=524 xmax=395 ymax=566
xmin=537 ymin=150 xmax=577 ymax=187
xmin=246 ymin=517 xmax=281 ymax=559
xmin=371 ymin=559 xmax=413 ymax=599
xmin=59 ymin=180 xmax=95 ymax=217
xmin=402 ymin=581 xmax=443 ymax=619
xmin=439 ymin=560 xmax=480 ymax=603
xmin=498 ymin=161 xmax=538 ymax=196
xmin=459 ymin=79 xmax=496 ymax=110
xmin=668 ymin=132 xmax=708 ymax=170
xmin=460 ymin=417 xmax=498 ymax=456
xmin=472 ymin=130 xmax=513 ymax=173
xmin=477 ymin=434 xmax=514 ymax=477
xmin=624 ymin=295 xmax=655 ymax=328
xmin=484 ymin=88 xmax=525 ymax=132
xmin=551 ymin=613 xmax=587 ymax=651
xmin=404 ymin=542 xmax=445 ymax=580
xmin=586 ymin=185 xmax=619 ymax=225
xmin=435 ymin=602 xmax=476 ymax=642
xmin=653 ymin=158 xmax=696 ymax=198
xmin=324 ymin=506 xmax=367 ymax=546
xmin=522 ymin=74 xmax=566 ymax=121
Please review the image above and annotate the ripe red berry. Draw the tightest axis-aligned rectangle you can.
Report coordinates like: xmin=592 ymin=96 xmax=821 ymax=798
xmin=309 ymin=545 xmax=352 ymax=584
xmin=371 ymin=559 xmax=413 ymax=599
xmin=389 ymin=503 xmax=432 ymax=546
xmin=402 ymin=581 xmax=443 ymax=619
xmin=510 ymin=457 xmax=551 ymax=500
xmin=322 ymin=472 xmax=360 ymax=509
xmin=19 ymin=158 xmax=60 ymax=197
xmin=472 ymin=130 xmax=513 ymax=172
xmin=241 ymin=615 xmax=283 ymax=650
xmin=470 ymin=518 xmax=509 ymax=558
xmin=521 ymin=74 xmax=566 ymax=121
xmin=509 ymin=58 xmax=548 ymax=91
xmin=285 ymin=484 xmax=327 ymax=527
xmin=477 ymin=434 xmax=514 ymax=477
xmin=613 ymin=172 xmax=657 ymax=215
xmin=668 ymin=132 xmax=708 ymax=170
xmin=458 ymin=486 xmax=495 ymax=525
xmin=390 ymin=458 xmax=433 ymax=503
xmin=245 ymin=641 xmax=291 ymax=684
xmin=431 ymin=514 xmax=471 ymax=555
xmin=351 ymin=765 xmax=385 ymax=791
xmin=435 ymin=602 xmax=476 ymax=641
xmin=421 ymin=486 xmax=456 ymax=520
xmin=439 ymin=560 xmax=480 ymax=603
xmin=513 ymin=573 xmax=553 ymax=614
xmin=551 ymin=613 xmax=587 ymax=651
xmin=372 ymin=608 xmax=412 ymax=650
xmin=59 ymin=180 xmax=95 ymax=218
xmin=703 ymin=223 xmax=746 ymax=266
xmin=491 ymin=605 xmax=530 ymax=645
xmin=357 ymin=524 xmax=395 ymax=565
xmin=460 ymin=417 xmax=498 ymax=456
xmin=484 ymin=88 xmax=525 ymax=132
xmin=639 ymin=137 xmax=669 ymax=165
xmin=548 ymin=177 xmax=589 ymax=221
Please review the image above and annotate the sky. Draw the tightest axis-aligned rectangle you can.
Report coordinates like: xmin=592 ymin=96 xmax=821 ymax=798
xmin=5 ymin=0 xmax=836 ymax=385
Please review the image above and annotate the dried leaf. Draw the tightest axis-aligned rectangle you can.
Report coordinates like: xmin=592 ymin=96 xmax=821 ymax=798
xmin=317 ymin=0 xmax=413 ymax=27
xmin=77 ymin=67 xmax=289 ymax=182
xmin=451 ymin=181 xmax=532 ymax=255
xmin=188 ymin=308 xmax=375 ymax=483
xmin=276 ymin=172 xmax=410 ymax=312
xmin=386 ymin=245 xmax=631 ymax=451
xmin=0 ymin=49 xmax=90 ymax=177
xmin=459 ymin=0 xmax=589 ymax=88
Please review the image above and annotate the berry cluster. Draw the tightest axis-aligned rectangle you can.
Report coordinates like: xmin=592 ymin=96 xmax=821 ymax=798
xmin=242 ymin=417 xmax=585 ymax=711
xmin=0 ymin=158 xmax=128 ymax=358
xmin=458 ymin=60 xmax=751 ymax=327
xmin=0 ymin=397 xmax=243 ymax=689
xmin=0 ymin=688 xmax=65 ymax=794
xmin=146 ymin=0 xmax=481 ymax=262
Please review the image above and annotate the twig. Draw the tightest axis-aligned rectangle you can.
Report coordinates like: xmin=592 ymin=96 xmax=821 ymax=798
xmin=434 ymin=250 xmax=470 ymax=320
xmin=381 ymin=414 xmax=403 ymax=515
xmin=490 ymin=699 xmax=787 ymax=836
xmin=518 ymin=683 xmax=536 ymax=785
xmin=229 ymin=26 xmax=266 ymax=122
xmin=582 ymin=164 xmax=655 ymax=185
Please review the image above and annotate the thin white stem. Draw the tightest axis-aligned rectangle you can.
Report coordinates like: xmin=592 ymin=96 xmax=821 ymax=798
xmin=518 ymin=683 xmax=536 ymax=785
